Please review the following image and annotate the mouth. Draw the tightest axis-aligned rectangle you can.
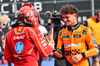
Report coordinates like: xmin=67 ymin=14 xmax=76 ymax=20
xmin=65 ymin=21 xmax=69 ymax=24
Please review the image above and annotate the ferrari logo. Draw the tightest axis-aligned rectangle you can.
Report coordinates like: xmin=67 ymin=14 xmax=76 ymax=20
xmin=19 ymin=27 xmax=22 ymax=31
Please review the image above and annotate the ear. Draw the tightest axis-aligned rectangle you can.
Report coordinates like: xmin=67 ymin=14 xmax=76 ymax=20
xmin=74 ymin=14 xmax=77 ymax=17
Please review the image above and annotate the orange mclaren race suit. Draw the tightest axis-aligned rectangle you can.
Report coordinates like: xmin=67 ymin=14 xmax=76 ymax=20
xmin=4 ymin=25 xmax=54 ymax=66
xmin=85 ymin=17 xmax=100 ymax=45
xmin=53 ymin=23 xmax=98 ymax=66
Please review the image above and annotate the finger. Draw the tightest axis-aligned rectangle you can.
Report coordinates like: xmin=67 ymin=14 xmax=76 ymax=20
xmin=45 ymin=37 xmax=49 ymax=43
xmin=71 ymin=56 xmax=79 ymax=64
xmin=71 ymin=59 xmax=76 ymax=64
xmin=71 ymin=57 xmax=77 ymax=64
xmin=74 ymin=57 xmax=79 ymax=63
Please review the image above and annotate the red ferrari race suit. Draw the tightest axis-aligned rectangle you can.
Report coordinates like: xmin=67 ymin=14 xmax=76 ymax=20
xmin=53 ymin=24 xmax=98 ymax=66
xmin=4 ymin=25 xmax=54 ymax=66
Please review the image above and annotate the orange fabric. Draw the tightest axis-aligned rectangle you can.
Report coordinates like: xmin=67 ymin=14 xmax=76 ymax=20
xmin=54 ymin=25 xmax=98 ymax=66
xmin=86 ymin=17 xmax=100 ymax=45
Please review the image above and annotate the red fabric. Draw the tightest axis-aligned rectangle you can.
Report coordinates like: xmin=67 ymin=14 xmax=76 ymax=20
xmin=4 ymin=25 xmax=54 ymax=66
xmin=18 ymin=3 xmax=40 ymax=28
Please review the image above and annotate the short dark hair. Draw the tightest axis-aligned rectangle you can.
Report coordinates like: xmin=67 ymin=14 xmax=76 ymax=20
xmin=95 ymin=10 xmax=100 ymax=16
xmin=60 ymin=4 xmax=78 ymax=15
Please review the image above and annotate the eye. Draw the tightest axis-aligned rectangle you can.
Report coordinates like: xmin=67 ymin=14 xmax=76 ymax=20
xmin=62 ymin=17 xmax=68 ymax=19
xmin=62 ymin=17 xmax=65 ymax=19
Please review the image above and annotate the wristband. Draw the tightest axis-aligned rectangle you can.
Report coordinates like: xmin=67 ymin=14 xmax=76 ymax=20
xmin=81 ymin=52 xmax=86 ymax=58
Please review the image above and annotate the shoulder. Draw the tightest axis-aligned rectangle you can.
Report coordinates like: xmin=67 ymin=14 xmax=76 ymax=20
xmin=28 ymin=27 xmax=41 ymax=34
xmin=80 ymin=25 xmax=89 ymax=29
xmin=86 ymin=17 xmax=95 ymax=22
xmin=58 ymin=27 xmax=67 ymax=35
xmin=80 ymin=25 xmax=91 ymax=32
xmin=59 ymin=27 xmax=66 ymax=32
xmin=6 ymin=28 xmax=14 ymax=35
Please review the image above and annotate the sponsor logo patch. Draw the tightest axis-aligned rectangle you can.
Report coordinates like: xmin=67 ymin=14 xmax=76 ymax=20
xmin=92 ymin=36 xmax=95 ymax=39
xmin=92 ymin=39 xmax=96 ymax=41
xmin=83 ymin=30 xmax=86 ymax=34
xmin=62 ymin=35 xmax=69 ymax=39
xmin=59 ymin=31 xmax=62 ymax=36
xmin=94 ymin=44 xmax=98 ymax=49
xmin=73 ymin=34 xmax=81 ymax=38
xmin=91 ymin=33 xmax=94 ymax=36
xmin=15 ymin=42 xmax=24 ymax=53
xmin=93 ymin=41 xmax=97 ymax=44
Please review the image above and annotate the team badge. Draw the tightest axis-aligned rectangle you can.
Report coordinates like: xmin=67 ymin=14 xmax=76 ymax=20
xmin=19 ymin=27 xmax=22 ymax=31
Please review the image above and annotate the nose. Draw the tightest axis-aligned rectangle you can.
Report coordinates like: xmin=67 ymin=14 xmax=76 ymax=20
xmin=63 ymin=18 xmax=67 ymax=22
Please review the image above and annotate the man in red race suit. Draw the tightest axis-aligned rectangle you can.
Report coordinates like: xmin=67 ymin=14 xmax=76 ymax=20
xmin=4 ymin=3 xmax=54 ymax=66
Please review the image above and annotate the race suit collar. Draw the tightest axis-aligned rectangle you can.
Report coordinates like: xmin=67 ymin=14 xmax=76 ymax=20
xmin=68 ymin=23 xmax=80 ymax=30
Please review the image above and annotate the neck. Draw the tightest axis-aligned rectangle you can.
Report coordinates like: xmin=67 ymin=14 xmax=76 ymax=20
xmin=70 ymin=21 xmax=78 ymax=26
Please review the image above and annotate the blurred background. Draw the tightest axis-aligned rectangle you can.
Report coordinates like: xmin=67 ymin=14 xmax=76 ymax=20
xmin=0 ymin=0 xmax=100 ymax=27
xmin=0 ymin=0 xmax=100 ymax=66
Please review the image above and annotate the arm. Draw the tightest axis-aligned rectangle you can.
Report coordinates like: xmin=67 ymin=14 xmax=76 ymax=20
xmin=82 ymin=28 xmax=98 ymax=58
xmin=43 ymin=26 xmax=48 ymax=37
xmin=4 ymin=35 xmax=14 ymax=63
xmin=71 ymin=27 xmax=98 ymax=64
xmin=30 ymin=28 xmax=54 ymax=57
xmin=53 ymin=30 xmax=63 ymax=58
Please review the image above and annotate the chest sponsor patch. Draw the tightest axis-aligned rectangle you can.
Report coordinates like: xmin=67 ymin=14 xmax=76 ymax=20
xmin=73 ymin=34 xmax=81 ymax=38
xmin=15 ymin=42 xmax=24 ymax=53
xmin=62 ymin=35 xmax=69 ymax=39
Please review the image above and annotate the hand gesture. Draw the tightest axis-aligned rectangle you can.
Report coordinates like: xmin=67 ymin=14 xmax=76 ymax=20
xmin=71 ymin=54 xmax=83 ymax=64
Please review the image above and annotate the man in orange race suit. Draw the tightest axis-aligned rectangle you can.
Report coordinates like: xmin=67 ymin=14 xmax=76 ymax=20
xmin=4 ymin=3 xmax=54 ymax=66
xmin=53 ymin=4 xmax=99 ymax=66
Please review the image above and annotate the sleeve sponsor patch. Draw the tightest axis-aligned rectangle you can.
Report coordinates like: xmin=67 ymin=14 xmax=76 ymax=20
xmin=93 ymin=41 xmax=97 ymax=44
xmin=92 ymin=39 xmax=96 ymax=42
xmin=91 ymin=33 xmax=94 ymax=36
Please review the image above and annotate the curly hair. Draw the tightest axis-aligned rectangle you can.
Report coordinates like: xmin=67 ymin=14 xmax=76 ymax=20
xmin=60 ymin=4 xmax=78 ymax=15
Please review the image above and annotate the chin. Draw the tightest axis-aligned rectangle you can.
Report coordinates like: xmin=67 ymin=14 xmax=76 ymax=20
xmin=66 ymin=23 xmax=70 ymax=26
